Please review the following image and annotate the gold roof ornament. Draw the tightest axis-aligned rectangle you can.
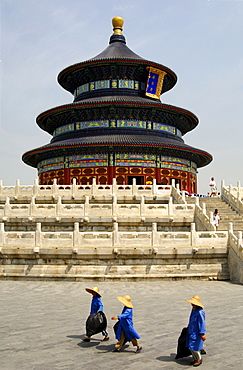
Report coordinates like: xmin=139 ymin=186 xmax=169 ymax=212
xmin=112 ymin=16 xmax=124 ymax=35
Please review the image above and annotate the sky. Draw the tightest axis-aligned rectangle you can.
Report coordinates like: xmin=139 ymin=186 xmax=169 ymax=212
xmin=0 ymin=0 xmax=243 ymax=194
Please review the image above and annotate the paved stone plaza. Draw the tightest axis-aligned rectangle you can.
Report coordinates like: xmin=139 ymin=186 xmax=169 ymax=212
xmin=1 ymin=280 xmax=242 ymax=370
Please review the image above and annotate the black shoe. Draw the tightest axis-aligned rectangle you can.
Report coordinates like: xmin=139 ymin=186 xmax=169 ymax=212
xmin=82 ymin=338 xmax=90 ymax=342
xmin=101 ymin=336 xmax=109 ymax=342
xmin=112 ymin=348 xmax=121 ymax=352
xmin=193 ymin=359 xmax=202 ymax=367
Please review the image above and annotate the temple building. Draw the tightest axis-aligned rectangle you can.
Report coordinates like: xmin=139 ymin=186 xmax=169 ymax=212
xmin=22 ymin=17 xmax=212 ymax=193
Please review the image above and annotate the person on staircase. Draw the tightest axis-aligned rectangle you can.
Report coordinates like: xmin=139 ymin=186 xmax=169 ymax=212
xmin=213 ymin=209 xmax=220 ymax=231
xmin=209 ymin=177 xmax=217 ymax=197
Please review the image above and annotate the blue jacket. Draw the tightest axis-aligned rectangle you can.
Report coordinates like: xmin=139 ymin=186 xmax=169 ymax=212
xmin=186 ymin=307 xmax=206 ymax=351
xmin=90 ymin=296 xmax=103 ymax=315
xmin=116 ymin=307 xmax=140 ymax=341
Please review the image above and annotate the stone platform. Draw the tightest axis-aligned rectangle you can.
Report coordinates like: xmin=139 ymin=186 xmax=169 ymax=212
xmin=1 ymin=280 xmax=242 ymax=369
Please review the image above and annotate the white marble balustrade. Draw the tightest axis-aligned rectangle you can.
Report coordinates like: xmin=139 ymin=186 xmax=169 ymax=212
xmin=0 ymin=222 xmax=228 ymax=249
xmin=221 ymin=180 xmax=243 ymax=214
xmin=0 ymin=179 xmax=173 ymax=200
xmin=0 ymin=195 xmax=195 ymax=220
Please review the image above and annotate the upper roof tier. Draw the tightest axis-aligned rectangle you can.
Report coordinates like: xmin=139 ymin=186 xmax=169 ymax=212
xmin=58 ymin=17 xmax=177 ymax=96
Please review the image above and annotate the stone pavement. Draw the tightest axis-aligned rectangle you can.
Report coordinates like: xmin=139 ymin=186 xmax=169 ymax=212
xmin=0 ymin=280 xmax=242 ymax=370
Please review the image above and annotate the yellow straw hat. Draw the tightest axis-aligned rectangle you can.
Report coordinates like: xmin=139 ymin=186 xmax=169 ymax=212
xmin=85 ymin=286 xmax=101 ymax=297
xmin=185 ymin=295 xmax=204 ymax=308
xmin=117 ymin=295 xmax=133 ymax=308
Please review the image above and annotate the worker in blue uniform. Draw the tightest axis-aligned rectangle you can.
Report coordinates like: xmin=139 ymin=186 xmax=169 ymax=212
xmin=111 ymin=295 xmax=142 ymax=353
xmin=185 ymin=295 xmax=206 ymax=367
xmin=82 ymin=286 xmax=109 ymax=342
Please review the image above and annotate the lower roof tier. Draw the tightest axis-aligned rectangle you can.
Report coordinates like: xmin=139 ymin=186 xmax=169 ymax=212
xmin=36 ymin=97 xmax=199 ymax=136
xmin=22 ymin=130 xmax=212 ymax=169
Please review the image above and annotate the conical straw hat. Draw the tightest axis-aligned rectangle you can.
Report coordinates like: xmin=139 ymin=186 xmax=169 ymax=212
xmin=117 ymin=295 xmax=133 ymax=308
xmin=85 ymin=286 xmax=101 ymax=297
xmin=185 ymin=295 xmax=204 ymax=308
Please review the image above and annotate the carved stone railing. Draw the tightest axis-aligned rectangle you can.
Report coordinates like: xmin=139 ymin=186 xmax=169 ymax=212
xmin=0 ymin=222 xmax=227 ymax=249
xmin=227 ymin=222 xmax=243 ymax=284
xmin=221 ymin=180 xmax=243 ymax=214
xmin=194 ymin=197 xmax=215 ymax=231
xmin=0 ymin=179 xmax=173 ymax=200
xmin=0 ymin=195 xmax=195 ymax=221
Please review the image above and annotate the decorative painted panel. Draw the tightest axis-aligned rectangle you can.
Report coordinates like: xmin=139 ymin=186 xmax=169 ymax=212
xmin=115 ymin=153 xmax=156 ymax=167
xmin=69 ymin=154 xmax=108 ymax=168
xmin=76 ymin=120 xmax=109 ymax=130
xmin=153 ymin=122 xmax=175 ymax=135
xmin=52 ymin=119 xmax=181 ymax=137
xmin=117 ymin=120 xmax=146 ymax=128
xmin=74 ymin=79 xmax=144 ymax=97
xmin=160 ymin=156 xmax=197 ymax=174
xmin=38 ymin=157 xmax=65 ymax=174
xmin=53 ymin=124 xmax=74 ymax=136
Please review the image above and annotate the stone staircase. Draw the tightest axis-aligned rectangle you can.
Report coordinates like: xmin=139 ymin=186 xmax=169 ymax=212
xmin=186 ymin=196 xmax=243 ymax=232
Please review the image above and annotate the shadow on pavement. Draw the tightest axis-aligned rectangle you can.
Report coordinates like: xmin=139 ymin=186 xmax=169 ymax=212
xmin=157 ymin=353 xmax=192 ymax=366
xmin=97 ymin=343 xmax=131 ymax=353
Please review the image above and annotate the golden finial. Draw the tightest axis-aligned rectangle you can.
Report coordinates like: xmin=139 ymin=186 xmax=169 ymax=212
xmin=112 ymin=16 xmax=124 ymax=35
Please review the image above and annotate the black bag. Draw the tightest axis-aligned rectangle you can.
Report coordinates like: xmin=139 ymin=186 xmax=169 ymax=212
xmin=86 ymin=311 xmax=107 ymax=337
xmin=175 ymin=327 xmax=206 ymax=359
xmin=175 ymin=327 xmax=191 ymax=359
xmin=113 ymin=320 xmax=128 ymax=345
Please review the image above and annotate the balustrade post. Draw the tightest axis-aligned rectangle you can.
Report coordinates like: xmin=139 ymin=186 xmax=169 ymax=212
xmin=152 ymin=222 xmax=157 ymax=246
xmin=237 ymin=231 xmax=242 ymax=252
xmin=56 ymin=196 xmax=62 ymax=216
xmin=237 ymin=181 xmax=241 ymax=191
xmin=0 ymin=222 xmax=5 ymax=246
xmin=190 ymin=223 xmax=196 ymax=247
xmin=112 ymin=195 xmax=117 ymax=217
xmin=221 ymin=180 xmax=225 ymax=195
xmin=73 ymin=222 xmax=80 ymax=247
xmin=15 ymin=179 xmax=20 ymax=197
xmin=132 ymin=178 xmax=137 ymax=196
xmin=168 ymin=197 xmax=173 ymax=216
xmin=171 ymin=179 xmax=175 ymax=188
xmin=35 ymin=223 xmax=41 ymax=247
xmin=228 ymin=222 xmax=233 ymax=233
xmin=152 ymin=178 xmax=157 ymax=195
xmin=113 ymin=222 xmax=119 ymax=246
xmin=112 ymin=178 xmax=117 ymax=196
xmin=91 ymin=177 xmax=97 ymax=196
xmin=72 ymin=178 xmax=77 ymax=198
xmin=4 ymin=197 xmax=10 ymax=216
xmin=236 ymin=190 xmax=240 ymax=211
xmin=30 ymin=196 xmax=35 ymax=216
xmin=33 ymin=179 xmax=38 ymax=196
xmin=229 ymin=184 xmax=233 ymax=204
xmin=202 ymin=202 xmax=206 ymax=215
xmin=140 ymin=196 xmax=145 ymax=217
xmin=209 ymin=211 xmax=214 ymax=229
xmin=84 ymin=196 xmax=89 ymax=217
xmin=52 ymin=179 xmax=58 ymax=197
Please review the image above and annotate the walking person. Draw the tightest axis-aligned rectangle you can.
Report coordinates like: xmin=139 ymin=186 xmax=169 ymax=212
xmin=209 ymin=177 xmax=217 ymax=197
xmin=111 ymin=295 xmax=142 ymax=353
xmin=82 ymin=286 xmax=109 ymax=342
xmin=185 ymin=295 xmax=206 ymax=367
xmin=213 ymin=209 xmax=220 ymax=231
